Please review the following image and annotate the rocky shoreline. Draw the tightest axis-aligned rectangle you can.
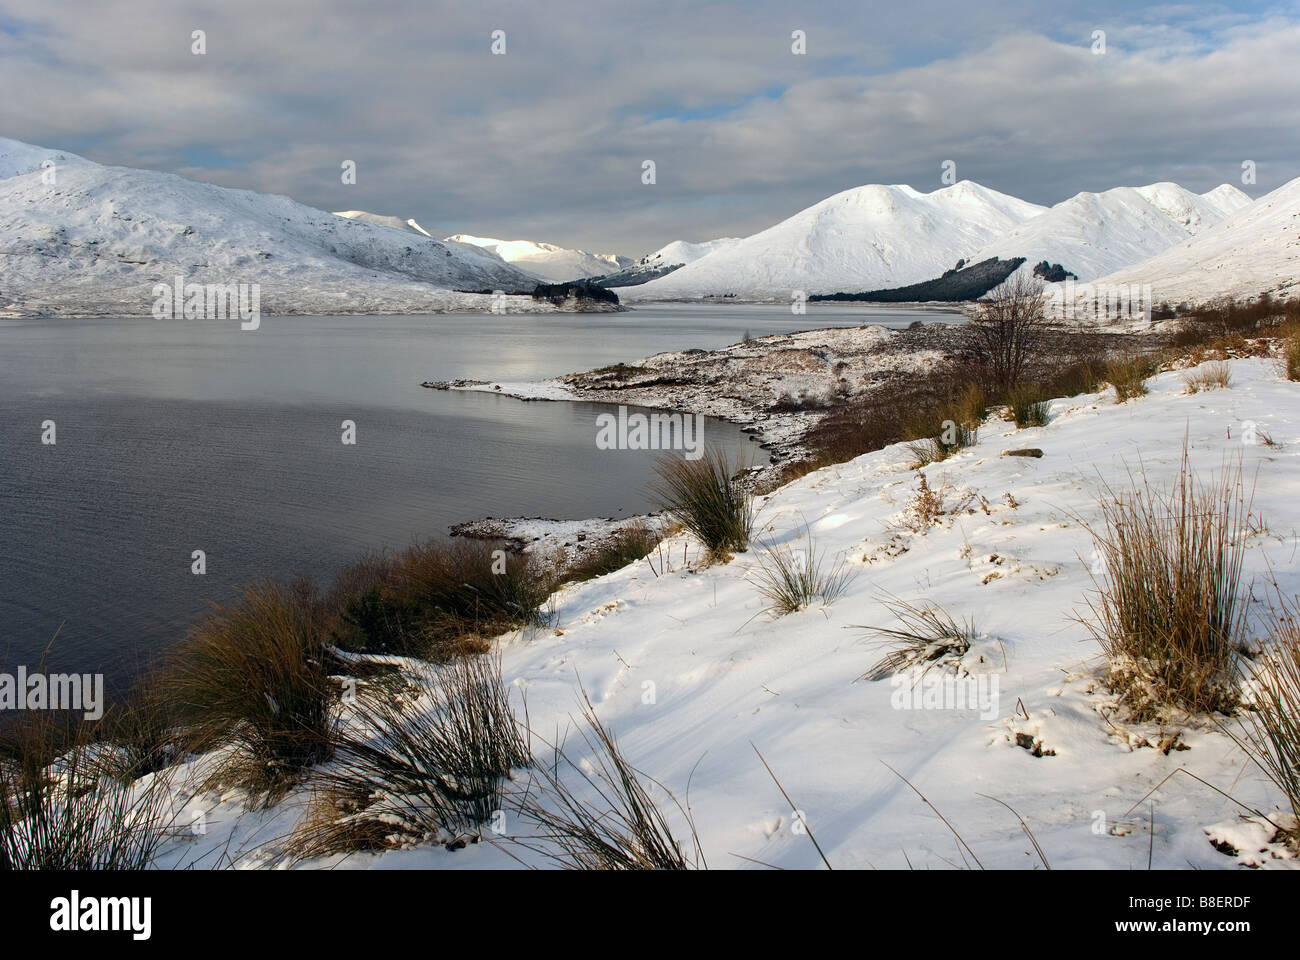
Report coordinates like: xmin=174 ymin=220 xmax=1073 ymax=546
xmin=424 ymin=319 xmax=969 ymax=464
xmin=428 ymin=319 xmax=973 ymax=549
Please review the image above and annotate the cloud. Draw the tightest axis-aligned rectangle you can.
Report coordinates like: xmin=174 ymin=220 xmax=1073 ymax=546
xmin=2 ymin=0 xmax=1298 ymax=254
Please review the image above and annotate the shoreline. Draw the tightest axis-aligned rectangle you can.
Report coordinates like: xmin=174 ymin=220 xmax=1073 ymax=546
xmin=429 ymin=314 xmax=1170 ymax=549
xmin=423 ymin=320 xmax=966 ymax=469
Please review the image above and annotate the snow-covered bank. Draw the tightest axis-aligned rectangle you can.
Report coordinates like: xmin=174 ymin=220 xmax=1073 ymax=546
xmin=150 ymin=357 xmax=1300 ymax=869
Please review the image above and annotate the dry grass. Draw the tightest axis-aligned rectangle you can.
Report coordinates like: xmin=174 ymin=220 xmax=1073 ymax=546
xmin=0 ymin=712 xmax=177 ymax=869
xmin=749 ymin=528 xmax=855 ymax=618
xmin=563 ymin=522 xmax=662 ymax=583
xmin=1007 ymin=383 xmax=1051 ymax=428
xmin=896 ymin=473 xmax=983 ymax=535
xmin=329 ymin=539 xmax=558 ymax=659
xmin=1078 ymin=448 xmax=1252 ymax=718
xmin=1182 ymin=360 xmax=1232 ymax=394
xmin=1284 ymin=337 xmax=1300 ymax=382
xmin=517 ymin=690 xmax=704 ymax=869
xmin=858 ymin=596 xmax=977 ymax=680
xmin=287 ymin=653 xmax=530 ymax=860
xmin=161 ymin=579 xmax=338 ymax=805
xmin=1106 ymin=355 xmax=1158 ymax=403
xmin=1227 ymin=593 xmax=1300 ymax=844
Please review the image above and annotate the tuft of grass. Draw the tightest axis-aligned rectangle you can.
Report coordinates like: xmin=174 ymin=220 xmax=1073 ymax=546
xmin=906 ymin=436 xmax=951 ymax=468
xmin=0 ymin=713 xmax=176 ymax=869
xmin=1078 ymin=448 xmax=1251 ymax=718
xmin=1229 ymin=594 xmax=1300 ymax=841
xmin=651 ymin=449 xmax=753 ymax=559
xmin=749 ymin=528 xmax=855 ymax=618
xmin=330 ymin=539 xmax=558 ymax=659
xmin=955 ymin=381 xmax=988 ymax=435
xmin=288 ymin=653 xmax=529 ymax=860
xmin=162 ymin=579 xmax=338 ymax=806
xmin=858 ymin=596 xmax=977 ymax=680
xmin=1007 ymin=383 xmax=1051 ymax=428
xmin=564 ymin=522 xmax=662 ymax=583
xmin=1182 ymin=360 xmax=1232 ymax=394
xmin=96 ymin=677 xmax=182 ymax=784
xmin=1283 ymin=336 xmax=1300 ymax=382
xmin=1106 ymin=355 xmax=1157 ymax=403
xmin=1046 ymin=357 xmax=1107 ymax=398
xmin=518 ymin=690 xmax=704 ymax=870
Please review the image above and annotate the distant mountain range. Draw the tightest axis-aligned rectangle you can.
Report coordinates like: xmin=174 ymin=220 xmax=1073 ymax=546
xmin=0 ymin=139 xmax=537 ymax=316
xmin=2 ymin=135 xmax=1294 ymax=315
xmin=621 ymin=180 xmax=1262 ymax=301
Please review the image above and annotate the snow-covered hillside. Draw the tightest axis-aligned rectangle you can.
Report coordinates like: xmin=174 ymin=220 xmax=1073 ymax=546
xmin=969 ymin=183 xmax=1253 ymax=283
xmin=626 ymin=181 xmax=1047 ymax=300
xmin=0 ymin=138 xmax=541 ymax=316
xmin=1089 ymin=176 xmax=1300 ymax=304
xmin=444 ymin=234 xmax=632 ymax=283
xmin=144 ymin=356 xmax=1300 ymax=870
xmin=598 ymin=237 xmax=743 ymax=287
xmin=334 ymin=209 xmax=435 ymax=238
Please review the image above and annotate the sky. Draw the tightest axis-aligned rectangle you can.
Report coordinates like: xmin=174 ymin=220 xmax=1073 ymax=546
xmin=4 ymin=0 xmax=1300 ymax=256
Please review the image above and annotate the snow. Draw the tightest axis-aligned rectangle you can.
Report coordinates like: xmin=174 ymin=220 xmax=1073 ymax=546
xmin=970 ymin=183 xmax=1250 ymax=283
xmin=334 ymin=209 xmax=435 ymax=238
xmin=144 ymin=356 xmax=1300 ymax=870
xmin=626 ymin=180 xmax=1048 ymax=301
xmin=0 ymin=137 xmax=543 ymax=316
xmin=1089 ymin=175 xmax=1300 ymax=304
xmin=444 ymin=234 xmax=632 ymax=283
xmin=602 ymin=237 xmax=744 ymax=285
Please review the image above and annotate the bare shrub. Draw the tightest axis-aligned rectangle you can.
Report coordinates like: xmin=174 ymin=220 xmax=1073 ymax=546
xmin=966 ymin=274 xmax=1051 ymax=393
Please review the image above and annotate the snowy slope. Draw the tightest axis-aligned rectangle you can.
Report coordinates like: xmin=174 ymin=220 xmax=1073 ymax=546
xmin=1089 ymin=177 xmax=1300 ymax=303
xmin=445 ymin=234 xmax=633 ymax=283
xmin=0 ymin=138 xmax=540 ymax=316
xmin=966 ymin=183 xmax=1251 ymax=283
xmin=144 ymin=357 xmax=1300 ymax=870
xmin=626 ymin=181 xmax=1047 ymax=300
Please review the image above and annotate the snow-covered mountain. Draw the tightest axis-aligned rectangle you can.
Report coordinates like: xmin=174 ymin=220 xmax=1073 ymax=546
xmin=595 ymin=237 xmax=743 ymax=287
xmin=0 ymin=138 xmax=540 ymax=316
xmin=443 ymin=234 xmax=632 ymax=283
xmin=1089 ymin=176 xmax=1300 ymax=304
xmin=626 ymin=181 xmax=1047 ymax=300
xmin=334 ymin=209 xmax=435 ymax=237
xmin=966 ymin=183 xmax=1252 ymax=284
xmin=333 ymin=209 xmax=554 ymax=282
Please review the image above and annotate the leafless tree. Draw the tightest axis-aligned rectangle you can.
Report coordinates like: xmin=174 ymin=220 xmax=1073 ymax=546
xmin=966 ymin=273 xmax=1051 ymax=393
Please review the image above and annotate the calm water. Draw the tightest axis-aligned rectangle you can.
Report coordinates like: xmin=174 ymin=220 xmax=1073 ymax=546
xmin=0 ymin=302 xmax=959 ymax=688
